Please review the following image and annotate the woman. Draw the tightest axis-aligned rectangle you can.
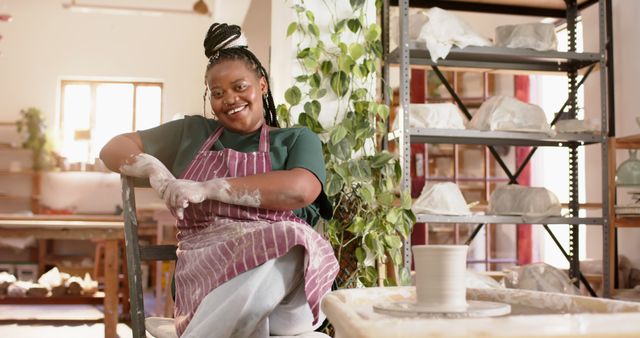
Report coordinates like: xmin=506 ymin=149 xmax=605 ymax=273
xmin=100 ymin=23 xmax=338 ymax=338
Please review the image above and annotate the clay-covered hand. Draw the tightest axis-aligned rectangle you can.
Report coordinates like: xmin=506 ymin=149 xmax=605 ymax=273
xmin=119 ymin=153 xmax=175 ymax=197
xmin=161 ymin=179 xmax=209 ymax=212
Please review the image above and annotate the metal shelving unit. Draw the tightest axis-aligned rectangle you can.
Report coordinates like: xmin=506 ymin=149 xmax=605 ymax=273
xmin=383 ymin=0 xmax=614 ymax=297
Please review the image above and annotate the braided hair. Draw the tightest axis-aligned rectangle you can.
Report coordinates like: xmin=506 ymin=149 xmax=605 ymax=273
xmin=203 ymin=23 xmax=279 ymax=127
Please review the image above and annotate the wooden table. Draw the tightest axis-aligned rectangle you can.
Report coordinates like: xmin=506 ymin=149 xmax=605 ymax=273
xmin=0 ymin=214 xmax=124 ymax=338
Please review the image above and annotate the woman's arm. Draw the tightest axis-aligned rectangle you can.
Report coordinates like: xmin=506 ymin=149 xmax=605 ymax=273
xmin=214 ymin=168 xmax=321 ymax=210
xmin=99 ymin=132 xmax=144 ymax=173
xmin=162 ymin=168 xmax=322 ymax=212
xmin=101 ymin=133 xmax=186 ymax=217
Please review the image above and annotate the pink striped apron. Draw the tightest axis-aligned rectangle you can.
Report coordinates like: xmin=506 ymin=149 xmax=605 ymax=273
xmin=172 ymin=122 xmax=339 ymax=336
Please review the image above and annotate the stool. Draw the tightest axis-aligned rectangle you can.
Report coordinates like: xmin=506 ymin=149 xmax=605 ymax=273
xmin=94 ymin=239 xmax=131 ymax=318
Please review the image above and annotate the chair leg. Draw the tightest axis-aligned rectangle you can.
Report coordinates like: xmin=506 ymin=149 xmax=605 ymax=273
xmin=120 ymin=240 xmax=131 ymax=318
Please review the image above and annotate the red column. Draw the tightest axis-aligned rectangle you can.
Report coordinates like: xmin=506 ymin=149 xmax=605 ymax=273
xmin=515 ymin=75 xmax=532 ymax=265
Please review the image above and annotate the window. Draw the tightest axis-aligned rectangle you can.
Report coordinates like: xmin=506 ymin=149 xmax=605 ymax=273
xmin=59 ymin=80 xmax=162 ymax=163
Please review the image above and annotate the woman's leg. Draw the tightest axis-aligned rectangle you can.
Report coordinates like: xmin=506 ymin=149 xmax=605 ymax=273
xmin=268 ymin=277 xmax=326 ymax=336
xmin=181 ymin=246 xmax=308 ymax=338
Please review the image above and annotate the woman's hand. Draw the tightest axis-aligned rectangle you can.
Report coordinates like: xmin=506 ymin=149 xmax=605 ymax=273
xmin=162 ymin=179 xmax=210 ymax=219
xmin=120 ymin=153 xmax=174 ymax=195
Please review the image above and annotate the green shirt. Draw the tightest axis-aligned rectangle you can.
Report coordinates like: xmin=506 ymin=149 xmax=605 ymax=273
xmin=138 ymin=115 xmax=331 ymax=226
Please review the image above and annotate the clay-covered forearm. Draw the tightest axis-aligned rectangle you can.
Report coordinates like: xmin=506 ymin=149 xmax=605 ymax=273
xmin=206 ymin=168 xmax=321 ymax=210
xmin=99 ymin=133 xmax=144 ymax=173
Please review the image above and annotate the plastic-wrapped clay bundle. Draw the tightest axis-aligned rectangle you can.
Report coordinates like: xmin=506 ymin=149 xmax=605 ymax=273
xmin=554 ymin=118 xmax=600 ymax=134
xmin=0 ymin=271 xmax=16 ymax=295
xmin=413 ymin=182 xmax=471 ymax=216
xmin=468 ymin=96 xmax=555 ymax=136
xmin=393 ymin=103 xmax=467 ymax=130
xmin=488 ymin=185 xmax=561 ymax=220
xmin=495 ymin=23 xmax=558 ymax=51
xmin=389 ymin=11 xmax=428 ymax=48
xmin=503 ymin=263 xmax=579 ymax=295
xmin=418 ymin=7 xmax=491 ymax=62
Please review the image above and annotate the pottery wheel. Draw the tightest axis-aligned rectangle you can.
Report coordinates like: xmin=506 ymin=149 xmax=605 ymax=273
xmin=373 ymin=300 xmax=511 ymax=318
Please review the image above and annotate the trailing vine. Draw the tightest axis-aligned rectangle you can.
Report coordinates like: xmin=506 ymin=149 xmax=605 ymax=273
xmin=278 ymin=0 xmax=415 ymax=287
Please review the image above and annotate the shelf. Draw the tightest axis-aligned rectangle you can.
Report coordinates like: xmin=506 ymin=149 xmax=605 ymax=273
xmin=0 ymin=291 xmax=105 ymax=305
xmin=612 ymin=217 xmax=640 ymax=228
xmin=0 ymin=195 xmax=30 ymax=201
xmin=420 ymin=176 xmax=509 ymax=182
xmin=0 ymin=169 xmax=36 ymax=175
xmin=415 ymin=214 xmax=604 ymax=225
xmin=388 ymin=43 xmax=600 ymax=73
xmin=388 ymin=0 xmax=596 ymax=18
xmin=389 ymin=128 xmax=603 ymax=147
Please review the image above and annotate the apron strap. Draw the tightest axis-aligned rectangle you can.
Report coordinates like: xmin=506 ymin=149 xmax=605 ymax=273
xmin=197 ymin=126 xmax=225 ymax=153
xmin=198 ymin=121 xmax=270 ymax=154
xmin=259 ymin=122 xmax=270 ymax=153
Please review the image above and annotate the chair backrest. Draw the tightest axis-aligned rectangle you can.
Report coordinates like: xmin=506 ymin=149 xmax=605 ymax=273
xmin=122 ymin=175 xmax=177 ymax=338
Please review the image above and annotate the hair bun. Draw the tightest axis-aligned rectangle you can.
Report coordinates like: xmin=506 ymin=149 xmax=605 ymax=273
xmin=204 ymin=23 xmax=248 ymax=59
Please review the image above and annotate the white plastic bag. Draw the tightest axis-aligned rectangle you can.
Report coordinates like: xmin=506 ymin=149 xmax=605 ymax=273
xmin=503 ymin=263 xmax=579 ymax=295
xmin=418 ymin=7 xmax=492 ymax=62
xmin=389 ymin=11 xmax=429 ymax=48
xmin=495 ymin=23 xmax=558 ymax=51
xmin=468 ymin=96 xmax=555 ymax=136
xmin=393 ymin=103 xmax=467 ymax=130
xmin=488 ymin=185 xmax=561 ymax=221
xmin=413 ymin=182 xmax=471 ymax=216
xmin=554 ymin=118 xmax=600 ymax=134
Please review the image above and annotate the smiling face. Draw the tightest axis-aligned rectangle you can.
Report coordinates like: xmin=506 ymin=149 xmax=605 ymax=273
xmin=206 ymin=59 xmax=267 ymax=134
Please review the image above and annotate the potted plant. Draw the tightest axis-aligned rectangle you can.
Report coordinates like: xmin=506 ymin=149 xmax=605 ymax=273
xmin=16 ymin=107 xmax=51 ymax=170
xmin=279 ymin=0 xmax=415 ymax=288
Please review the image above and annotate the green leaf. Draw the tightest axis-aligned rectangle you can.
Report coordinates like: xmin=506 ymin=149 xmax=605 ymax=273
xmin=311 ymin=88 xmax=327 ymax=100
xmin=286 ymin=22 xmax=298 ymax=37
xmin=330 ymin=125 xmax=348 ymax=145
xmin=365 ymin=23 xmax=382 ymax=42
xmin=384 ymin=235 xmax=403 ymax=249
xmin=334 ymin=19 xmax=347 ymax=33
xmin=284 ymin=86 xmax=301 ymax=106
xmin=308 ymin=23 xmax=320 ymax=38
xmin=358 ymin=183 xmax=375 ymax=204
xmin=325 ymin=171 xmax=344 ymax=197
xmin=377 ymin=192 xmax=395 ymax=207
xmin=371 ymin=151 xmax=395 ymax=168
xmin=328 ymin=135 xmax=353 ymax=161
xmin=330 ymin=71 xmax=349 ymax=97
xmin=349 ymin=43 xmax=365 ymax=60
xmin=347 ymin=18 xmax=361 ymax=33
xmin=350 ymin=0 xmax=365 ymax=10
xmin=371 ymin=40 xmax=384 ymax=58
xmin=309 ymin=72 xmax=321 ymax=89
xmin=386 ymin=208 xmax=401 ymax=224
xmin=303 ymin=57 xmax=318 ymax=70
xmin=377 ymin=104 xmax=390 ymax=120
xmin=350 ymin=88 xmax=368 ymax=101
xmin=303 ymin=100 xmax=321 ymax=119
xmin=338 ymin=42 xmax=348 ymax=54
xmin=347 ymin=216 xmax=365 ymax=234
xmin=293 ymin=4 xmax=305 ymax=13
xmin=355 ymin=247 xmax=366 ymax=263
xmin=401 ymin=190 xmax=412 ymax=210
xmin=305 ymin=10 xmax=315 ymax=22
xmin=320 ymin=60 xmax=333 ymax=76
xmin=276 ymin=104 xmax=290 ymax=126
xmin=296 ymin=48 xmax=310 ymax=59
xmin=338 ymin=55 xmax=355 ymax=72
xmin=352 ymin=65 xmax=363 ymax=79
xmin=294 ymin=75 xmax=309 ymax=82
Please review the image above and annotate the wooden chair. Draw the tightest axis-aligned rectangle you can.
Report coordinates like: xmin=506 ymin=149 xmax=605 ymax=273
xmin=121 ymin=175 xmax=178 ymax=338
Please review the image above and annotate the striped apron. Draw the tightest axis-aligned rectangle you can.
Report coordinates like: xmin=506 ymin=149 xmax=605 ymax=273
xmin=172 ymin=122 xmax=339 ymax=336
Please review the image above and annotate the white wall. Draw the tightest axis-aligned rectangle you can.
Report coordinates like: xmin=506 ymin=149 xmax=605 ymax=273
xmin=0 ymin=0 xmax=268 ymax=132
xmin=0 ymin=0 xmax=270 ymax=212
xmin=583 ymin=0 xmax=640 ymax=268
